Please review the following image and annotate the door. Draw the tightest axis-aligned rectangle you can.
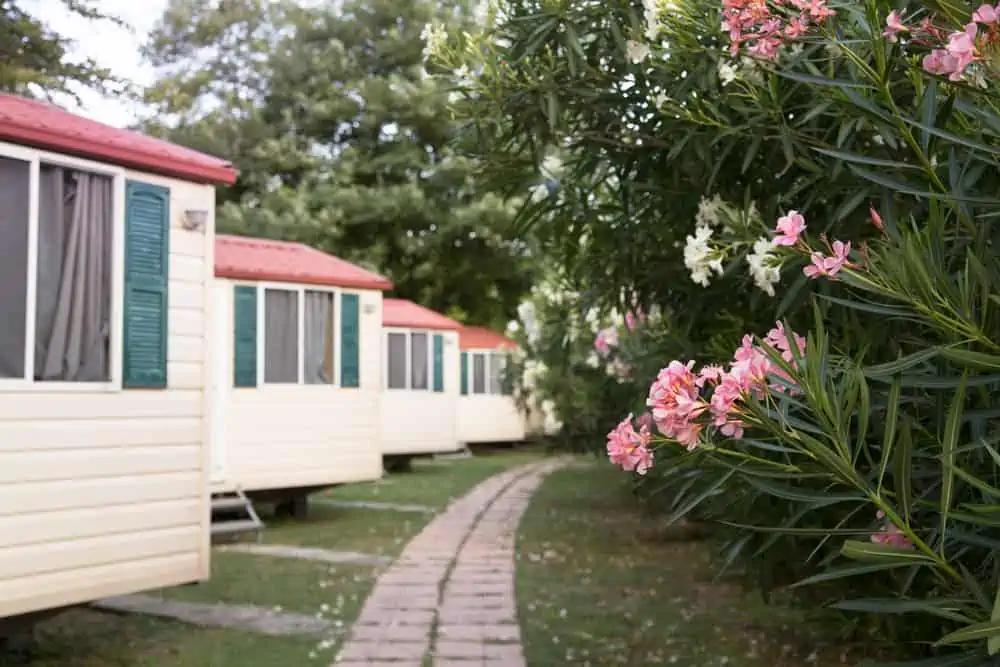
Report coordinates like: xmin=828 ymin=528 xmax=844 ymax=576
xmin=210 ymin=283 xmax=228 ymax=484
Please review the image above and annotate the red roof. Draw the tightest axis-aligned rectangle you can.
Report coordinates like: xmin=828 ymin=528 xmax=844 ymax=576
xmin=215 ymin=235 xmax=394 ymax=291
xmin=0 ymin=94 xmax=237 ymax=185
xmin=383 ymin=299 xmax=461 ymax=331
xmin=459 ymin=326 xmax=516 ymax=351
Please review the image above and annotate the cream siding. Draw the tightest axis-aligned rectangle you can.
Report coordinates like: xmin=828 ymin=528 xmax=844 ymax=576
xmin=380 ymin=328 xmax=462 ymax=456
xmin=0 ymin=166 xmax=214 ymax=619
xmin=458 ymin=347 xmax=525 ymax=443
xmin=212 ymin=279 xmax=383 ymax=492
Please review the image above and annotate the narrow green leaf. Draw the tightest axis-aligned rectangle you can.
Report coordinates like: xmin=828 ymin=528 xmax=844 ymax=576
xmin=878 ymin=375 xmax=902 ymax=492
xmin=937 ymin=619 xmax=1000 ymax=646
xmin=812 ymin=146 xmax=921 ymax=169
xmin=940 ymin=374 xmax=967 ymax=555
xmin=939 ymin=347 xmax=1000 ymax=371
xmin=849 ymin=165 xmax=1000 ymax=204
xmin=791 ymin=561 xmax=914 ymax=588
xmin=864 ymin=348 xmax=939 ymax=377
xmin=894 ymin=421 xmax=914 ymax=524
xmin=841 ymin=539 xmax=937 ymax=564
xmin=988 ymin=584 xmax=1000 ymax=655
xmin=832 ymin=597 xmax=973 ymax=622
xmin=777 ymin=69 xmax=875 ymax=89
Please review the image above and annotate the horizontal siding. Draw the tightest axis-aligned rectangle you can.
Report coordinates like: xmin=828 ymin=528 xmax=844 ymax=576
xmin=0 ymin=526 xmax=200 ymax=581
xmin=458 ymin=396 xmax=526 ymax=444
xmin=0 ymin=499 xmax=201 ymax=549
xmin=0 ymin=417 xmax=200 ymax=451
xmin=0 ymin=445 xmax=200 ymax=484
xmin=0 ymin=169 xmax=214 ymax=618
xmin=0 ymin=553 xmax=199 ymax=618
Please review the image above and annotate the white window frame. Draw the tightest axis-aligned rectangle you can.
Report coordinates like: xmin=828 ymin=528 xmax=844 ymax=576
xmin=383 ymin=327 xmax=434 ymax=391
xmin=466 ymin=347 xmax=509 ymax=396
xmin=256 ymin=282 xmax=347 ymax=387
xmin=0 ymin=140 xmax=126 ymax=393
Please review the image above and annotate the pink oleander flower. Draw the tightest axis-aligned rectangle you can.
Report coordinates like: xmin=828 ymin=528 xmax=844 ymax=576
xmin=647 ymin=360 xmax=708 ymax=443
xmin=925 ymin=23 xmax=978 ymax=80
xmin=871 ymin=510 xmax=914 ymax=549
xmin=607 ymin=414 xmax=654 ymax=474
xmin=594 ymin=327 xmax=619 ymax=357
xmin=697 ymin=364 xmax=725 ymax=387
xmin=625 ymin=310 xmax=646 ymax=332
xmin=722 ymin=0 xmax=833 ymax=59
xmin=870 ymin=206 xmax=884 ymax=231
xmin=636 ymin=412 xmax=654 ymax=430
xmin=803 ymin=240 xmax=851 ymax=279
xmin=973 ymin=3 xmax=999 ymax=25
xmin=772 ymin=210 xmax=806 ymax=246
xmin=883 ymin=10 xmax=909 ymax=42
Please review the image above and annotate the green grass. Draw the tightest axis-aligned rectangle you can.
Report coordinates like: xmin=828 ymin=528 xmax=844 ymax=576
xmin=3 ymin=450 xmax=542 ymax=667
xmin=517 ymin=462 xmax=857 ymax=667
xmin=324 ymin=449 xmax=543 ymax=509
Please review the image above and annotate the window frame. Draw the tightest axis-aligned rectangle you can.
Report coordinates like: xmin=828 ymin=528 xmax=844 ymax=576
xmin=383 ymin=327 xmax=434 ymax=392
xmin=465 ymin=347 xmax=511 ymax=397
xmin=255 ymin=282 xmax=350 ymax=388
xmin=0 ymin=141 xmax=126 ymax=393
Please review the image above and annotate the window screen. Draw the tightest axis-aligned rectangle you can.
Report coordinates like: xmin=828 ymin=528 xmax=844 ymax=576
xmin=304 ymin=290 xmax=334 ymax=384
xmin=411 ymin=332 xmax=428 ymax=390
xmin=264 ymin=288 xmax=299 ymax=383
xmin=489 ymin=352 xmax=504 ymax=394
xmin=387 ymin=332 xmax=407 ymax=388
xmin=472 ymin=353 xmax=486 ymax=394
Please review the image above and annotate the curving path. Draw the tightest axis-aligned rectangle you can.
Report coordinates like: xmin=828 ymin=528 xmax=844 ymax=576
xmin=333 ymin=460 xmax=564 ymax=667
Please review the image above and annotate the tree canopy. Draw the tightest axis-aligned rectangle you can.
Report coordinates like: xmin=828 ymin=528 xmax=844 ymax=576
xmin=141 ymin=0 xmax=535 ymax=329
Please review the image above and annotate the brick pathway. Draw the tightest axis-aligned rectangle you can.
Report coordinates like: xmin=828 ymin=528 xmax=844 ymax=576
xmin=333 ymin=460 xmax=563 ymax=667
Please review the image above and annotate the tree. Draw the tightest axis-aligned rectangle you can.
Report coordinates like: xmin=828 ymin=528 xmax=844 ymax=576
xmin=142 ymin=0 xmax=534 ymax=329
xmin=0 ymin=0 xmax=125 ymax=99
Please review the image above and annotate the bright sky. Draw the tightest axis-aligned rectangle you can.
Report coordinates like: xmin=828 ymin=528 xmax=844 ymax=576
xmin=30 ymin=0 xmax=167 ymax=127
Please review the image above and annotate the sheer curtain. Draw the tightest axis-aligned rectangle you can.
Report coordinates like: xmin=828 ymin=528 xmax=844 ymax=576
xmin=387 ymin=333 xmax=407 ymax=388
xmin=265 ymin=289 xmax=299 ymax=383
xmin=489 ymin=352 xmax=504 ymax=394
xmin=472 ymin=353 xmax=486 ymax=394
xmin=304 ymin=291 xmax=333 ymax=384
xmin=35 ymin=167 xmax=112 ymax=382
xmin=410 ymin=333 xmax=428 ymax=390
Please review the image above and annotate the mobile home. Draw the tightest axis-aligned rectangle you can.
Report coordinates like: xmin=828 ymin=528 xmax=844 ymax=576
xmin=212 ymin=235 xmax=392 ymax=515
xmin=457 ymin=327 xmax=525 ymax=444
xmin=381 ymin=299 xmax=462 ymax=465
xmin=0 ymin=93 xmax=236 ymax=620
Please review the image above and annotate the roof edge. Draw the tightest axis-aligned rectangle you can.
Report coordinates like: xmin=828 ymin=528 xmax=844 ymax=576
xmin=216 ymin=267 xmax=394 ymax=291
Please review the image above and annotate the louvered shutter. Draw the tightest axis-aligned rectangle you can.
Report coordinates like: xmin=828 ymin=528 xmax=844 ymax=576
xmin=233 ymin=285 xmax=258 ymax=387
xmin=340 ymin=293 xmax=360 ymax=387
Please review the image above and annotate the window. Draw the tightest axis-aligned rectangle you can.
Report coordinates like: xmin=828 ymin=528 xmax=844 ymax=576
xmin=489 ymin=352 xmax=505 ymax=394
xmin=387 ymin=332 xmax=407 ymax=389
xmin=264 ymin=288 xmax=299 ymax=383
xmin=0 ymin=153 xmax=117 ymax=384
xmin=411 ymin=333 xmax=429 ymax=390
xmin=304 ymin=290 xmax=334 ymax=384
xmin=472 ymin=353 xmax=487 ymax=394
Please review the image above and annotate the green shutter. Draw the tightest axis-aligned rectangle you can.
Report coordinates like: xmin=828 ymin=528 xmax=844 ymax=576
xmin=340 ymin=293 xmax=360 ymax=387
xmin=460 ymin=351 xmax=468 ymax=395
xmin=433 ymin=334 xmax=444 ymax=393
xmin=123 ymin=181 xmax=170 ymax=388
xmin=233 ymin=285 xmax=258 ymax=387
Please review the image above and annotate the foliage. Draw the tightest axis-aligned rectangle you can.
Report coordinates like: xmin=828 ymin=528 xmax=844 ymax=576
xmin=429 ymin=0 xmax=1000 ymax=661
xmin=141 ymin=0 xmax=534 ymax=329
xmin=0 ymin=0 xmax=126 ymax=100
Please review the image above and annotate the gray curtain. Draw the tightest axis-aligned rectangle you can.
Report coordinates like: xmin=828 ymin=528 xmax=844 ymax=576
xmin=410 ymin=332 xmax=428 ymax=390
xmin=489 ymin=352 xmax=504 ymax=394
xmin=304 ymin=291 xmax=333 ymax=384
xmin=472 ymin=353 xmax=486 ymax=394
xmin=264 ymin=289 xmax=299 ymax=383
xmin=35 ymin=167 xmax=113 ymax=382
xmin=0 ymin=157 xmax=30 ymax=378
xmin=387 ymin=333 xmax=406 ymax=389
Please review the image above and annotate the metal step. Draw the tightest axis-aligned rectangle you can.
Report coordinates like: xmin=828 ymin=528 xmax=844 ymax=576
xmin=210 ymin=519 xmax=262 ymax=537
xmin=210 ymin=488 xmax=263 ymax=544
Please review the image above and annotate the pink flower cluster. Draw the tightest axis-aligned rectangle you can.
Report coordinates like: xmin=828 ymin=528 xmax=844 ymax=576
xmin=607 ymin=322 xmax=807 ymax=472
xmin=594 ymin=327 xmax=619 ymax=357
xmin=722 ymin=0 xmax=835 ymax=59
xmin=606 ymin=413 xmax=654 ymax=474
xmin=870 ymin=510 xmax=914 ymax=549
xmin=885 ymin=6 xmax=1000 ymax=81
xmin=772 ymin=210 xmax=806 ymax=246
xmin=803 ymin=238 xmax=851 ymax=279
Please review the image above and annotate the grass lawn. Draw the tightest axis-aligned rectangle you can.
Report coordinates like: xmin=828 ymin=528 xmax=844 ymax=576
xmin=324 ymin=448 xmax=543 ymax=509
xmin=3 ymin=449 xmax=540 ymax=667
xmin=517 ymin=461 xmax=860 ymax=667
